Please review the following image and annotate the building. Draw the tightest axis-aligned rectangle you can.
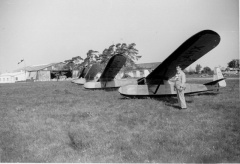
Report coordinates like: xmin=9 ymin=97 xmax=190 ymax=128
xmin=14 ymin=63 xmax=72 ymax=81
xmin=70 ymin=62 xmax=161 ymax=80
xmin=224 ymin=67 xmax=240 ymax=75
xmin=0 ymin=71 xmax=26 ymax=83
xmin=122 ymin=62 xmax=161 ymax=78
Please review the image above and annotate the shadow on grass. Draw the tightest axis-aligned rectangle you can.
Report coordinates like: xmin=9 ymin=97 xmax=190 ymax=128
xmin=152 ymin=97 xmax=186 ymax=109
xmin=186 ymin=92 xmax=219 ymax=96
xmin=67 ymin=131 xmax=91 ymax=151
xmin=119 ymin=94 xmax=199 ymax=110
xmin=52 ymin=89 xmax=75 ymax=95
xmin=83 ymin=88 xmax=119 ymax=92
xmin=103 ymin=88 xmax=119 ymax=92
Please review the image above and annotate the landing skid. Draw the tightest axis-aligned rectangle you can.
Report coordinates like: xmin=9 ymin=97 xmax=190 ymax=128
xmin=85 ymin=87 xmax=119 ymax=91
xmin=119 ymin=90 xmax=219 ymax=99
xmin=119 ymin=93 xmax=177 ymax=99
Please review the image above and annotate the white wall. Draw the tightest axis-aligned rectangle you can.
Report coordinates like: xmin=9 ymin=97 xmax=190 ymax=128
xmin=125 ymin=69 xmax=150 ymax=78
xmin=0 ymin=75 xmax=15 ymax=83
xmin=15 ymin=73 xmax=27 ymax=81
xmin=0 ymin=72 xmax=26 ymax=83
xmin=144 ymin=70 xmax=150 ymax=77
xmin=136 ymin=70 xmax=140 ymax=77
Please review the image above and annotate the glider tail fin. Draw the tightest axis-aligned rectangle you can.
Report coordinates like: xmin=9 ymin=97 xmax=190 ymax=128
xmin=203 ymin=67 xmax=226 ymax=91
xmin=213 ymin=67 xmax=226 ymax=87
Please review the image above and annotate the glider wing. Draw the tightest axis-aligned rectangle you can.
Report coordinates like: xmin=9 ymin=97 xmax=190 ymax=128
xmin=84 ymin=63 xmax=101 ymax=80
xmin=144 ymin=30 xmax=221 ymax=85
xmin=99 ymin=54 xmax=127 ymax=81
xmin=79 ymin=67 xmax=87 ymax=78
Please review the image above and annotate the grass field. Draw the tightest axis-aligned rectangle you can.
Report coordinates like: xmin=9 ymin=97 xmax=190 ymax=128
xmin=0 ymin=78 xmax=239 ymax=162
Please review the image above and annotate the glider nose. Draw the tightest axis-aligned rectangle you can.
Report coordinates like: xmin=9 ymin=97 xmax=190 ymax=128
xmin=72 ymin=78 xmax=86 ymax=85
xmin=118 ymin=85 xmax=133 ymax=95
xmin=84 ymin=82 xmax=95 ymax=89
xmin=118 ymin=86 xmax=124 ymax=94
xmin=71 ymin=79 xmax=77 ymax=83
xmin=119 ymin=85 xmax=149 ymax=96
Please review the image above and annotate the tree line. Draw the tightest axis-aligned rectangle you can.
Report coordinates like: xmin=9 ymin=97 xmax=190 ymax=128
xmin=64 ymin=43 xmax=141 ymax=71
xmin=63 ymin=44 xmax=239 ymax=76
xmin=186 ymin=59 xmax=239 ymax=75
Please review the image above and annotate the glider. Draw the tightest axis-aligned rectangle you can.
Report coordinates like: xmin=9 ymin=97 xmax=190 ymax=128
xmin=84 ymin=54 xmax=138 ymax=89
xmin=71 ymin=63 xmax=101 ymax=85
xmin=118 ymin=30 xmax=226 ymax=97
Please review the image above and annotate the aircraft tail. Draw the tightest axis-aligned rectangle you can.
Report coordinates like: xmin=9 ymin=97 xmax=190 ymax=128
xmin=204 ymin=78 xmax=225 ymax=86
xmin=212 ymin=67 xmax=226 ymax=87
xmin=203 ymin=67 xmax=226 ymax=91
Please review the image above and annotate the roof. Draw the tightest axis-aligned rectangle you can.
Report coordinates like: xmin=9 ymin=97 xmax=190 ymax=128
xmin=0 ymin=71 xmax=25 ymax=77
xmin=14 ymin=63 xmax=60 ymax=72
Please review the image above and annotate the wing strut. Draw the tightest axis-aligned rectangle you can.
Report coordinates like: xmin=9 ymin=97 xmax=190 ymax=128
xmin=154 ymin=83 xmax=161 ymax=94
xmin=104 ymin=81 xmax=107 ymax=87
xmin=154 ymin=68 xmax=168 ymax=94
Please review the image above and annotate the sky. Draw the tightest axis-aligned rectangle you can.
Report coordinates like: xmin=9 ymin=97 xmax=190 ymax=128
xmin=0 ymin=0 xmax=239 ymax=73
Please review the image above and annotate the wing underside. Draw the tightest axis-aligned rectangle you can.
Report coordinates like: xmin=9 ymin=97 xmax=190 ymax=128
xmin=84 ymin=63 xmax=101 ymax=80
xmin=79 ymin=67 xmax=87 ymax=78
xmin=99 ymin=54 xmax=127 ymax=81
xmin=145 ymin=30 xmax=221 ymax=85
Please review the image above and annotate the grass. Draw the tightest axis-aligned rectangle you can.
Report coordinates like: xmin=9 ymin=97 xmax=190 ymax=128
xmin=0 ymin=78 xmax=239 ymax=162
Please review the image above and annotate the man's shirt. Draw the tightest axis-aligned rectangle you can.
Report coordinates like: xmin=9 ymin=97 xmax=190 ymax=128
xmin=175 ymin=70 xmax=186 ymax=84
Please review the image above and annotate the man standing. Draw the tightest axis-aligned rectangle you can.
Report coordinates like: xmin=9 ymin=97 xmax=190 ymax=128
xmin=174 ymin=66 xmax=187 ymax=109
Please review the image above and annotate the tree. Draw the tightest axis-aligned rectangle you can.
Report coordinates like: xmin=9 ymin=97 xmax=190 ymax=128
xmin=70 ymin=56 xmax=84 ymax=70
xmin=63 ymin=56 xmax=84 ymax=70
xmin=66 ymin=43 xmax=141 ymax=73
xmin=202 ymin=66 xmax=212 ymax=74
xmin=124 ymin=43 xmax=141 ymax=67
xmin=72 ymin=56 xmax=83 ymax=65
xmin=63 ymin=59 xmax=74 ymax=70
xmin=98 ymin=45 xmax=115 ymax=66
xmin=228 ymin=59 xmax=239 ymax=68
xmin=195 ymin=64 xmax=202 ymax=74
xmin=188 ymin=67 xmax=195 ymax=75
xmin=81 ymin=50 xmax=99 ymax=68
xmin=99 ymin=43 xmax=141 ymax=68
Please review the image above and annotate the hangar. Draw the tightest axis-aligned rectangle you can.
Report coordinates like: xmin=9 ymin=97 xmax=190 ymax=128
xmin=16 ymin=63 xmax=72 ymax=81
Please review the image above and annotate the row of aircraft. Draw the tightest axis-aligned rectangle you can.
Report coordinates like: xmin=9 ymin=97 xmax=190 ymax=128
xmin=72 ymin=30 xmax=226 ymax=97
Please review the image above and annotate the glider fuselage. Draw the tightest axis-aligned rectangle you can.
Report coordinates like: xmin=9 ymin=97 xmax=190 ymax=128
xmin=71 ymin=78 xmax=86 ymax=85
xmin=118 ymin=80 xmax=220 ymax=96
xmin=84 ymin=78 xmax=138 ymax=89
